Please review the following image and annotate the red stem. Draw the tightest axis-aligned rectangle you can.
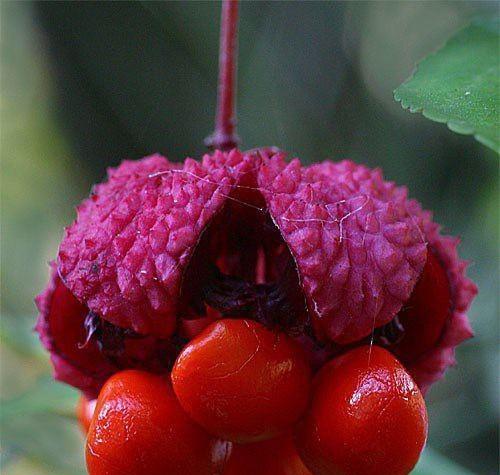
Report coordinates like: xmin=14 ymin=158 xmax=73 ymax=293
xmin=205 ymin=0 xmax=240 ymax=151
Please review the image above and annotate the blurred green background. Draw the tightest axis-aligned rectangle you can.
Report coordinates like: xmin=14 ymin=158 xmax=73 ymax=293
xmin=1 ymin=1 xmax=498 ymax=474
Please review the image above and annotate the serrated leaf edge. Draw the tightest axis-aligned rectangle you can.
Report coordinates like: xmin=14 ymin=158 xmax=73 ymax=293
xmin=393 ymin=20 xmax=500 ymax=155
xmin=396 ymin=91 xmax=499 ymax=153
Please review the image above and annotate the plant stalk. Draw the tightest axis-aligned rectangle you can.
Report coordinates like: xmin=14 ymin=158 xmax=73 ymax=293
xmin=205 ymin=0 xmax=240 ymax=151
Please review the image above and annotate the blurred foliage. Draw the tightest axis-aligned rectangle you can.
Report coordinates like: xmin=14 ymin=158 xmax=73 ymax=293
xmin=1 ymin=1 xmax=498 ymax=474
xmin=395 ymin=17 xmax=500 ymax=152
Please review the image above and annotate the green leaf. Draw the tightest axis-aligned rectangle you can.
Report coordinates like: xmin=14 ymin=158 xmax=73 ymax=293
xmin=395 ymin=17 xmax=500 ymax=153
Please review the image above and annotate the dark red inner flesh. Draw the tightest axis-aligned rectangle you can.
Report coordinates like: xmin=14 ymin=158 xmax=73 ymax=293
xmin=48 ymin=277 xmax=179 ymax=396
xmin=374 ymin=249 xmax=451 ymax=362
xmin=81 ymin=312 xmax=182 ymax=372
xmin=179 ymin=188 xmax=309 ymax=335
xmin=50 ymin=281 xmax=116 ymax=382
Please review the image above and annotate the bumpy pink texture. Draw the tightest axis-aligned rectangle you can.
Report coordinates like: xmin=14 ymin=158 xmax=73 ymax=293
xmin=37 ymin=149 xmax=476 ymax=392
xmin=258 ymin=155 xmax=428 ymax=344
xmin=58 ymin=151 xmax=247 ymax=336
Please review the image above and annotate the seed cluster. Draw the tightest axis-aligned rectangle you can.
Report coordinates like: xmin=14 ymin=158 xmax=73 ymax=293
xmin=36 ymin=149 xmax=476 ymax=474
